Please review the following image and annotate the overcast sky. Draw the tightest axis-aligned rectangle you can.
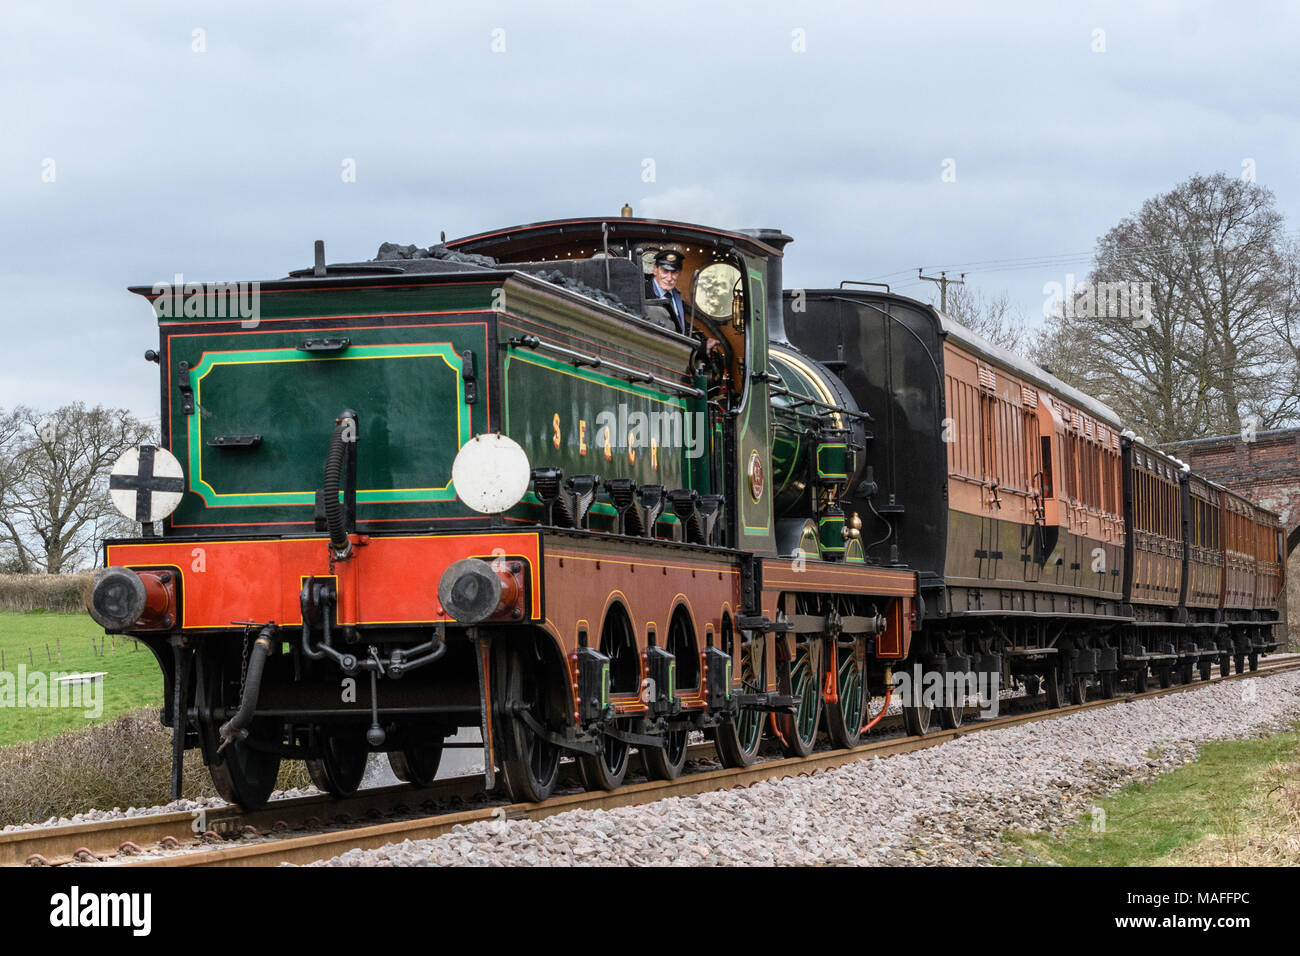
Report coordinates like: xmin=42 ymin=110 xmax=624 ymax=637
xmin=3 ymin=1 xmax=1298 ymax=421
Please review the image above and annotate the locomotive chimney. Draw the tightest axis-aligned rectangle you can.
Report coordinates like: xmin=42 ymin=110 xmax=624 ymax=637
xmin=736 ymin=228 xmax=794 ymax=345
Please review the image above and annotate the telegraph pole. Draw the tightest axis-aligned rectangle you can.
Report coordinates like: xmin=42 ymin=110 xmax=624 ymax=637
xmin=918 ymin=268 xmax=965 ymax=311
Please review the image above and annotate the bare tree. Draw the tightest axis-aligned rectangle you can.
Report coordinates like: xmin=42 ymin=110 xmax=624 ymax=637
xmin=0 ymin=407 xmax=34 ymax=573
xmin=1032 ymin=302 xmax=1103 ymax=389
xmin=1260 ymin=237 xmax=1300 ymax=429
xmin=933 ymin=283 xmax=1029 ymax=353
xmin=1031 ymin=173 xmax=1300 ymax=442
xmin=0 ymin=404 xmax=154 ymax=573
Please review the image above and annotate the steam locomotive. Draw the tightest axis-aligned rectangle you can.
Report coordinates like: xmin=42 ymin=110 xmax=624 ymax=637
xmin=87 ymin=216 xmax=1286 ymax=809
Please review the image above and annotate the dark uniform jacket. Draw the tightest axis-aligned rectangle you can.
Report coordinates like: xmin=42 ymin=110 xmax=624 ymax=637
xmin=645 ymin=276 xmax=685 ymax=334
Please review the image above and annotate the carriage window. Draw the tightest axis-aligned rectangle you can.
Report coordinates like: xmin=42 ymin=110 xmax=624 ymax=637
xmin=1039 ymin=437 xmax=1053 ymax=497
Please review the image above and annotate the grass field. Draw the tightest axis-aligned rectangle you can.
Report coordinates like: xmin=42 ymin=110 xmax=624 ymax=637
xmin=0 ymin=611 xmax=164 ymax=747
xmin=1002 ymin=726 xmax=1300 ymax=866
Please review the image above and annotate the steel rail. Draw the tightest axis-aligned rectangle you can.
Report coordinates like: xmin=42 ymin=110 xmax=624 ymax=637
xmin=6 ymin=657 xmax=1291 ymax=867
xmin=112 ymin=656 xmax=1299 ymax=868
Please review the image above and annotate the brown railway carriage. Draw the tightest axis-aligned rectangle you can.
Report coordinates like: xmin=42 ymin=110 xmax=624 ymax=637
xmin=1182 ymin=472 xmax=1224 ymax=617
xmin=1220 ymin=487 xmax=1259 ymax=612
xmin=941 ymin=325 xmax=1125 ymax=613
xmin=1209 ymin=488 xmax=1284 ymax=669
xmin=1121 ymin=439 xmax=1223 ymax=683
xmin=1251 ymin=504 xmax=1285 ymax=614
xmin=1122 ymin=440 xmax=1185 ymax=619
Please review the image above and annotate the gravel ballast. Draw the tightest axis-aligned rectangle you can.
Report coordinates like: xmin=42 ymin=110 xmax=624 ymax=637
xmin=313 ymin=670 xmax=1300 ymax=867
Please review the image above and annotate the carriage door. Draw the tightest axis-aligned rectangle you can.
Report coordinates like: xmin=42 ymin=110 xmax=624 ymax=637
xmin=1021 ymin=391 xmax=1043 ymax=584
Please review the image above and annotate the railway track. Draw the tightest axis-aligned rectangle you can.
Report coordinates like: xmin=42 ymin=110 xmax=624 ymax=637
xmin=6 ymin=656 xmax=1297 ymax=868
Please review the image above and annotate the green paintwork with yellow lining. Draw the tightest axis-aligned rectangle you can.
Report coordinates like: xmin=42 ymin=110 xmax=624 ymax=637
xmin=151 ymin=270 xmax=709 ymax=534
xmin=159 ymin=291 xmax=494 ymax=530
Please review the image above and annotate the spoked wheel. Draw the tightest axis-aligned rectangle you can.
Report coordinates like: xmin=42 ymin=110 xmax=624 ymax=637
xmin=641 ymin=723 xmax=689 ymax=780
xmin=578 ymin=724 xmax=631 ymax=791
xmin=495 ymin=640 xmax=562 ymax=803
xmin=777 ymin=635 xmax=823 ymax=757
xmin=305 ymin=731 xmax=368 ymax=798
xmin=209 ymin=717 xmax=282 ymax=811
xmin=715 ymin=626 xmax=765 ymax=768
xmin=197 ymin=646 xmax=282 ymax=811
xmin=1099 ymin=670 xmax=1117 ymax=699
xmin=387 ymin=739 xmax=444 ymax=788
xmin=825 ymin=634 xmax=871 ymax=748
xmin=643 ymin=609 xmax=695 ymax=780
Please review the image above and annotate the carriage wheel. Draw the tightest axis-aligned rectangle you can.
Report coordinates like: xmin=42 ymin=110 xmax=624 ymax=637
xmin=902 ymin=701 xmax=932 ymax=736
xmin=1066 ymin=676 xmax=1086 ymax=707
xmin=495 ymin=640 xmax=561 ymax=803
xmin=777 ymin=637 xmax=822 ymax=757
xmin=208 ymin=717 xmax=282 ymax=811
xmin=578 ymin=724 xmax=630 ymax=791
xmin=825 ymin=636 xmax=871 ymax=747
xmin=715 ymin=627 xmax=765 ymax=768
xmin=1045 ymin=668 xmax=1066 ymax=709
xmin=936 ymin=700 xmax=965 ymax=730
xmin=641 ymin=723 xmax=689 ymax=780
xmin=387 ymin=739 xmax=444 ymax=788
xmin=936 ymin=670 xmax=966 ymax=729
xmin=305 ymin=731 xmax=368 ymax=798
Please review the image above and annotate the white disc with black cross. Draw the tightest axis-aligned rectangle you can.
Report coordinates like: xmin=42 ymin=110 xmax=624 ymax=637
xmin=109 ymin=445 xmax=185 ymax=524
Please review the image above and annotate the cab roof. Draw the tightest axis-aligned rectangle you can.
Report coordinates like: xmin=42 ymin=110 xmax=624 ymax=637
xmin=447 ymin=216 xmax=791 ymax=261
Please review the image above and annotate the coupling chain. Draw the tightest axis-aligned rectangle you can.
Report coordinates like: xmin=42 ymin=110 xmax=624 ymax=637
xmin=238 ymin=627 xmax=252 ymax=699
